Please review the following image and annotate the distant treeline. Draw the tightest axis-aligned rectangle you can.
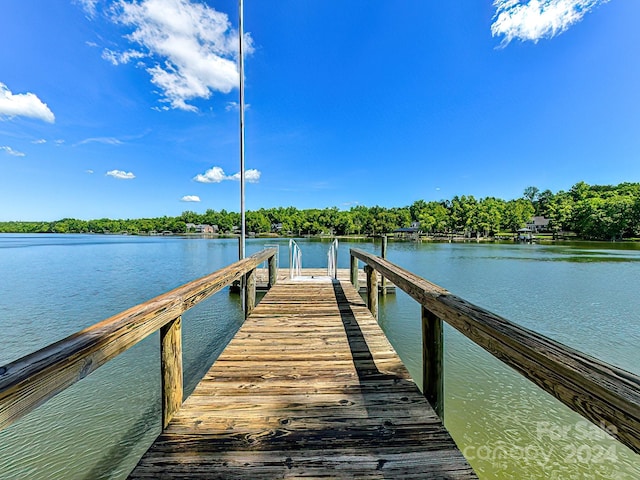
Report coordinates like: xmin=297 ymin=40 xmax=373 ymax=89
xmin=2 ymin=182 xmax=640 ymax=241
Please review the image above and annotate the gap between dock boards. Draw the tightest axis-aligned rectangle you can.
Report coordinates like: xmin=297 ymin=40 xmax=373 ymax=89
xmin=129 ymin=278 xmax=475 ymax=478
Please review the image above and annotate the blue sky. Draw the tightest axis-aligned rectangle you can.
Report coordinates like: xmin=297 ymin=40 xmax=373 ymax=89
xmin=1 ymin=0 xmax=638 ymax=221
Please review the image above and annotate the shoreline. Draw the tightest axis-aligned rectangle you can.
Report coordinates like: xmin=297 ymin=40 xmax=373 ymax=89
xmin=2 ymin=231 xmax=640 ymax=245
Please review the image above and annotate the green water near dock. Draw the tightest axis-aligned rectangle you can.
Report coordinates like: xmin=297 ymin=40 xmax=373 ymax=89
xmin=0 ymin=235 xmax=638 ymax=479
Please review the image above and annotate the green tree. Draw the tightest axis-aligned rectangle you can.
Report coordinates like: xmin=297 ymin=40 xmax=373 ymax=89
xmin=503 ymin=199 xmax=534 ymax=232
xmin=476 ymin=198 xmax=503 ymax=237
xmin=246 ymin=210 xmax=271 ymax=233
xmin=523 ymin=186 xmax=540 ymax=203
xmin=545 ymin=191 xmax=574 ymax=235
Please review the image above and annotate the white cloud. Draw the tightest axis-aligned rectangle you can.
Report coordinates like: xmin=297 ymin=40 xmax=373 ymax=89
xmin=181 ymin=195 xmax=201 ymax=202
xmin=102 ymin=0 xmax=254 ymax=111
xmin=492 ymin=0 xmax=609 ymax=45
xmin=246 ymin=169 xmax=261 ymax=183
xmin=76 ymin=0 xmax=99 ymax=18
xmin=193 ymin=166 xmax=261 ymax=184
xmin=106 ymin=169 xmax=135 ymax=179
xmin=0 ymin=146 xmax=26 ymax=157
xmin=102 ymin=48 xmax=146 ymax=66
xmin=86 ymin=169 xmax=95 ymax=174
xmin=231 ymin=168 xmax=261 ymax=183
xmin=32 ymin=139 xmax=47 ymax=144
xmin=0 ymin=83 xmax=55 ymax=123
xmin=194 ymin=166 xmax=227 ymax=183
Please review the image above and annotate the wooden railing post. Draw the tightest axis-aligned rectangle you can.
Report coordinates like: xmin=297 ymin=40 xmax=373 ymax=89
xmin=365 ymin=265 xmax=378 ymax=319
xmin=268 ymin=254 xmax=277 ymax=288
xmin=245 ymin=267 xmax=256 ymax=318
xmin=381 ymin=236 xmax=388 ymax=296
xmin=350 ymin=255 xmax=358 ymax=288
xmin=422 ymin=307 xmax=444 ymax=420
xmin=161 ymin=315 xmax=183 ymax=429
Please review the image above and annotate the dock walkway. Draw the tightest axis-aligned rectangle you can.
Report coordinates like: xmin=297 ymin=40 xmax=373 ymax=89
xmin=129 ymin=275 xmax=476 ymax=478
xmin=240 ymin=268 xmax=396 ymax=294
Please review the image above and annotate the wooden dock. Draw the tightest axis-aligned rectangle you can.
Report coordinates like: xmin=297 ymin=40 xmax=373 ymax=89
xmin=2 ymin=247 xmax=638 ymax=478
xmin=129 ymin=275 xmax=476 ymax=478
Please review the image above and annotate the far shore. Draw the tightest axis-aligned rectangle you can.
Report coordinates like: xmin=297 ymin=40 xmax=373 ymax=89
xmin=3 ymin=230 xmax=640 ymax=245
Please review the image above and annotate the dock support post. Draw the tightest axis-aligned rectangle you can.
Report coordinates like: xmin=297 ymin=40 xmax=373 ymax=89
xmin=245 ymin=268 xmax=256 ymax=318
xmin=422 ymin=307 xmax=444 ymax=420
xmin=381 ymin=235 xmax=388 ymax=296
xmin=350 ymin=255 xmax=358 ymax=289
xmin=161 ymin=316 xmax=183 ymax=429
xmin=365 ymin=265 xmax=378 ymax=320
xmin=268 ymin=254 xmax=277 ymax=288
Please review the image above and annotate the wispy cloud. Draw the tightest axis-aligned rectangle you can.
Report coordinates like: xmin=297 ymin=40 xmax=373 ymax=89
xmin=92 ymin=0 xmax=254 ymax=112
xmin=86 ymin=169 xmax=95 ymax=174
xmin=0 ymin=83 xmax=55 ymax=123
xmin=225 ymin=101 xmax=250 ymax=112
xmin=181 ymin=195 xmax=201 ymax=202
xmin=491 ymin=0 xmax=609 ymax=45
xmin=0 ymin=146 xmax=26 ymax=157
xmin=193 ymin=166 xmax=261 ymax=184
xmin=76 ymin=0 xmax=99 ymax=18
xmin=106 ymin=169 xmax=135 ymax=179
xmin=75 ymin=137 xmax=124 ymax=146
xmin=32 ymin=139 xmax=47 ymax=144
xmin=101 ymin=48 xmax=146 ymax=66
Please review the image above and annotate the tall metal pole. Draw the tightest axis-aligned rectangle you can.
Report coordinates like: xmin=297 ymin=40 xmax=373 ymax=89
xmin=238 ymin=0 xmax=246 ymax=261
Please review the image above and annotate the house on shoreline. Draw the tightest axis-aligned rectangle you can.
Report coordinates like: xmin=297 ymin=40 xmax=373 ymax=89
xmin=526 ymin=216 xmax=550 ymax=233
xmin=186 ymin=223 xmax=218 ymax=234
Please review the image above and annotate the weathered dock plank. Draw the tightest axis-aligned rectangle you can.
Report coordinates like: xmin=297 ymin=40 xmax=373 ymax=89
xmin=129 ymin=278 xmax=476 ymax=479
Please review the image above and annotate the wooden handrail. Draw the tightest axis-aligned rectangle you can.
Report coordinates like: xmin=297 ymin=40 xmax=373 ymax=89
xmin=350 ymin=248 xmax=640 ymax=455
xmin=0 ymin=247 xmax=277 ymax=432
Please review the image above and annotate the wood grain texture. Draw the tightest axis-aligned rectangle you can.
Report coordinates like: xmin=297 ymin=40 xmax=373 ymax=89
xmin=422 ymin=307 xmax=443 ymax=421
xmin=350 ymin=255 xmax=359 ymax=289
xmin=381 ymin=235 xmax=388 ymax=295
xmin=161 ymin=316 xmax=183 ymax=429
xmin=129 ymin=278 xmax=476 ymax=479
xmin=244 ymin=268 xmax=256 ymax=319
xmin=267 ymin=255 xmax=277 ymax=288
xmin=351 ymin=248 xmax=640 ymax=455
xmin=365 ymin=265 xmax=378 ymax=320
xmin=0 ymin=248 xmax=276 ymax=432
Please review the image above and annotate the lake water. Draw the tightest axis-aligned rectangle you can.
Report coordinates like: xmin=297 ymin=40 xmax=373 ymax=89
xmin=0 ymin=234 xmax=639 ymax=479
